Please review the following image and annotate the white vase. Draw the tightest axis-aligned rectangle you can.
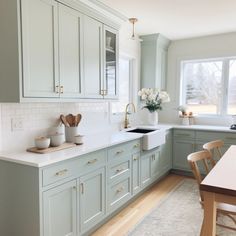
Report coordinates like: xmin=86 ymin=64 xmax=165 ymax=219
xmin=148 ymin=111 xmax=158 ymax=126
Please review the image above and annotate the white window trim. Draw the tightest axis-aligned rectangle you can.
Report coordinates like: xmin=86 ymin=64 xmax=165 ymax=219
xmin=180 ymin=56 xmax=236 ymax=117
xmin=109 ymin=53 xmax=135 ymax=125
xmin=110 ymin=54 xmax=134 ymax=115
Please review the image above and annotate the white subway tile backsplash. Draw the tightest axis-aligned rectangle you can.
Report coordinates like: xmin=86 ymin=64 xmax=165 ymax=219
xmin=0 ymin=102 xmax=115 ymax=152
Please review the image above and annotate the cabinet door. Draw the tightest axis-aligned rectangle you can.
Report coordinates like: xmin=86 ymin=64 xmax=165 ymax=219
xmin=141 ymin=154 xmax=152 ymax=187
xmin=83 ymin=16 xmax=103 ymax=98
xmin=132 ymin=153 xmax=141 ymax=195
xmin=104 ymin=26 xmax=118 ymax=99
xmin=173 ymin=139 xmax=194 ymax=171
xmin=79 ymin=167 xmax=105 ymax=233
xmin=43 ymin=180 xmax=77 ymax=236
xmin=151 ymin=149 xmax=161 ymax=178
xmin=21 ymin=0 xmax=59 ymax=98
xmin=58 ymin=4 xmax=82 ymax=98
xmin=160 ymin=131 xmax=172 ymax=174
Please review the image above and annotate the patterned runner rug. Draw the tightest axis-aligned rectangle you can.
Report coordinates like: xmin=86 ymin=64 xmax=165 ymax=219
xmin=128 ymin=179 xmax=236 ymax=236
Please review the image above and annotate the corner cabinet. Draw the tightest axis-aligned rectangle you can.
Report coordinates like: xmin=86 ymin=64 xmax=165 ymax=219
xmin=0 ymin=0 xmax=119 ymax=102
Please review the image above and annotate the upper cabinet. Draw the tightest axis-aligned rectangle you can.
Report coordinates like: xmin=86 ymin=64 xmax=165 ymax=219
xmin=83 ymin=16 xmax=103 ymax=98
xmin=140 ymin=34 xmax=170 ymax=90
xmin=0 ymin=0 xmax=120 ymax=102
xmin=104 ymin=26 xmax=118 ymax=99
xmin=58 ymin=4 xmax=83 ymax=98
xmin=83 ymin=17 xmax=118 ymax=99
xmin=21 ymin=0 xmax=59 ymax=98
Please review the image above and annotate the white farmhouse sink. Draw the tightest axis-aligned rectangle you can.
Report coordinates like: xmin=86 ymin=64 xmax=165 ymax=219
xmin=127 ymin=127 xmax=166 ymax=150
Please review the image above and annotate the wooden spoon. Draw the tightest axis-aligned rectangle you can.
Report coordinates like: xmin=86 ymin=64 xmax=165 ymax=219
xmin=66 ymin=114 xmax=74 ymax=127
xmin=60 ymin=115 xmax=69 ymax=127
xmin=76 ymin=114 xmax=82 ymax=126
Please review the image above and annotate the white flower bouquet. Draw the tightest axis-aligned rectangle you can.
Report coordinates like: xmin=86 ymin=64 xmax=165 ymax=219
xmin=138 ymin=88 xmax=170 ymax=113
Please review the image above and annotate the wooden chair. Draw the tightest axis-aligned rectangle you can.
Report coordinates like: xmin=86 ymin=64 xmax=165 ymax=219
xmin=203 ymin=140 xmax=224 ymax=161
xmin=187 ymin=150 xmax=236 ymax=232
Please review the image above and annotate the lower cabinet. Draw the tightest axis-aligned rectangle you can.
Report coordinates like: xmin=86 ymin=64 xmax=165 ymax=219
xmin=79 ymin=167 xmax=105 ymax=233
xmin=151 ymin=148 xmax=161 ymax=178
xmin=132 ymin=153 xmax=141 ymax=195
xmin=140 ymin=153 xmax=152 ymax=187
xmin=173 ymin=139 xmax=194 ymax=171
xmin=43 ymin=180 xmax=77 ymax=236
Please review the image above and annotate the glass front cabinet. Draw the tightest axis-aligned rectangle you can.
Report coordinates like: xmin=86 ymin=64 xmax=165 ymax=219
xmin=103 ymin=26 xmax=118 ymax=99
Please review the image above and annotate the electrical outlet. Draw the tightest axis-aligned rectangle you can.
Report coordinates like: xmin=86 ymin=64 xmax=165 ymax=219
xmin=11 ymin=118 xmax=24 ymax=131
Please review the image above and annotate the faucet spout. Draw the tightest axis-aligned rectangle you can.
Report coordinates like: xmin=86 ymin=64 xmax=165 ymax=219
xmin=124 ymin=103 xmax=136 ymax=129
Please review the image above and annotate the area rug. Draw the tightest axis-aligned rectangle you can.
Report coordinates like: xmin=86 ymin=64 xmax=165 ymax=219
xmin=128 ymin=179 xmax=236 ymax=236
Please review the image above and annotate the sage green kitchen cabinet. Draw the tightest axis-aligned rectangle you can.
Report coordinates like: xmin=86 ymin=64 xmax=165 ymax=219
xmin=43 ymin=180 xmax=77 ymax=236
xmin=10 ymin=0 xmax=83 ymax=99
xmin=0 ymin=0 xmax=120 ymax=102
xmin=21 ymin=0 xmax=60 ymax=98
xmin=132 ymin=153 xmax=141 ymax=195
xmin=140 ymin=34 xmax=170 ymax=90
xmin=140 ymin=153 xmax=152 ymax=187
xmin=83 ymin=15 xmax=103 ymax=98
xmin=79 ymin=167 xmax=105 ymax=233
xmin=103 ymin=26 xmax=118 ymax=99
xmin=58 ymin=4 xmax=83 ymax=98
xmin=160 ymin=131 xmax=172 ymax=174
xmin=173 ymin=139 xmax=194 ymax=171
xmin=151 ymin=148 xmax=161 ymax=178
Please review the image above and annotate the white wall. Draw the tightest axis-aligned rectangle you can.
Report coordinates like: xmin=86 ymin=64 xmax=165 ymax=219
xmin=159 ymin=32 xmax=236 ymax=126
xmin=0 ymin=21 xmax=141 ymax=152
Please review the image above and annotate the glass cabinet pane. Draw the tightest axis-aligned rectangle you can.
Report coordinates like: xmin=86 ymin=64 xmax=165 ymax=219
xmin=105 ymin=28 xmax=117 ymax=97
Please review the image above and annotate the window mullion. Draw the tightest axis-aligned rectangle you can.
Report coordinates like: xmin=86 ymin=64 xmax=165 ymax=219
xmin=222 ymin=59 xmax=230 ymax=115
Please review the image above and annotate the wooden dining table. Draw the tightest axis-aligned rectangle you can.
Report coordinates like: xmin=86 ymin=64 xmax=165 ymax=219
xmin=200 ymin=145 xmax=236 ymax=236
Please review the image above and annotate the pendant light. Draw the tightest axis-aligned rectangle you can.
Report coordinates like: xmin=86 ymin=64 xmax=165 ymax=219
xmin=129 ymin=18 xmax=138 ymax=40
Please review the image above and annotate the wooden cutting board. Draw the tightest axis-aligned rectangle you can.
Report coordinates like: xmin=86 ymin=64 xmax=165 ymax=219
xmin=27 ymin=142 xmax=76 ymax=154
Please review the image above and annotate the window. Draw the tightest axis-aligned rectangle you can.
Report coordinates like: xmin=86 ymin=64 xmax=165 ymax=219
xmin=181 ymin=57 xmax=236 ymax=115
xmin=111 ymin=56 xmax=133 ymax=114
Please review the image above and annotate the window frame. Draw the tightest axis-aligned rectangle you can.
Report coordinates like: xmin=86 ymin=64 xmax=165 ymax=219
xmin=110 ymin=54 xmax=134 ymax=117
xmin=180 ymin=56 xmax=236 ymax=116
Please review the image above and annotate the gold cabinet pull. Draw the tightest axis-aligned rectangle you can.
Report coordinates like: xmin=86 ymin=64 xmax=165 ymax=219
xmin=60 ymin=85 xmax=64 ymax=94
xmin=100 ymin=89 xmax=104 ymax=96
xmin=87 ymin=159 xmax=97 ymax=164
xmin=133 ymin=156 xmax=138 ymax=161
xmin=133 ymin=143 xmax=140 ymax=148
xmin=55 ymin=85 xmax=59 ymax=94
xmin=116 ymin=168 xmax=124 ymax=173
xmin=55 ymin=169 xmax=68 ymax=176
xmin=116 ymin=150 xmax=124 ymax=155
xmin=81 ymin=183 xmax=84 ymax=194
xmin=116 ymin=186 xmax=124 ymax=193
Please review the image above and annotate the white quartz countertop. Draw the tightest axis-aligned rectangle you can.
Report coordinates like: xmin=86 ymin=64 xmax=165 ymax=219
xmin=172 ymin=124 xmax=236 ymax=133
xmin=0 ymin=131 xmax=143 ymax=168
xmin=0 ymin=123 xmax=234 ymax=168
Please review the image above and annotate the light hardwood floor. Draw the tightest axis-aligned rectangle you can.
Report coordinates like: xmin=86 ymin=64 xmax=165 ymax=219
xmin=92 ymin=174 xmax=186 ymax=236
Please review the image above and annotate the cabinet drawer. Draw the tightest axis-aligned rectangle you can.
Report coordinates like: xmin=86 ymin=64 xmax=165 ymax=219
xmin=43 ymin=162 xmax=75 ymax=187
xmin=108 ymin=177 xmax=131 ymax=212
xmin=173 ymin=129 xmax=195 ymax=139
xmin=76 ymin=150 xmax=106 ymax=173
xmin=195 ymin=131 xmax=236 ymax=143
xmin=43 ymin=150 xmax=106 ymax=186
xmin=109 ymin=160 xmax=130 ymax=182
xmin=108 ymin=140 xmax=141 ymax=162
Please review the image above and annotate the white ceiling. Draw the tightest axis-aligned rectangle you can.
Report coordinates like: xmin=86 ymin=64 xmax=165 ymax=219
xmin=99 ymin=0 xmax=236 ymax=40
